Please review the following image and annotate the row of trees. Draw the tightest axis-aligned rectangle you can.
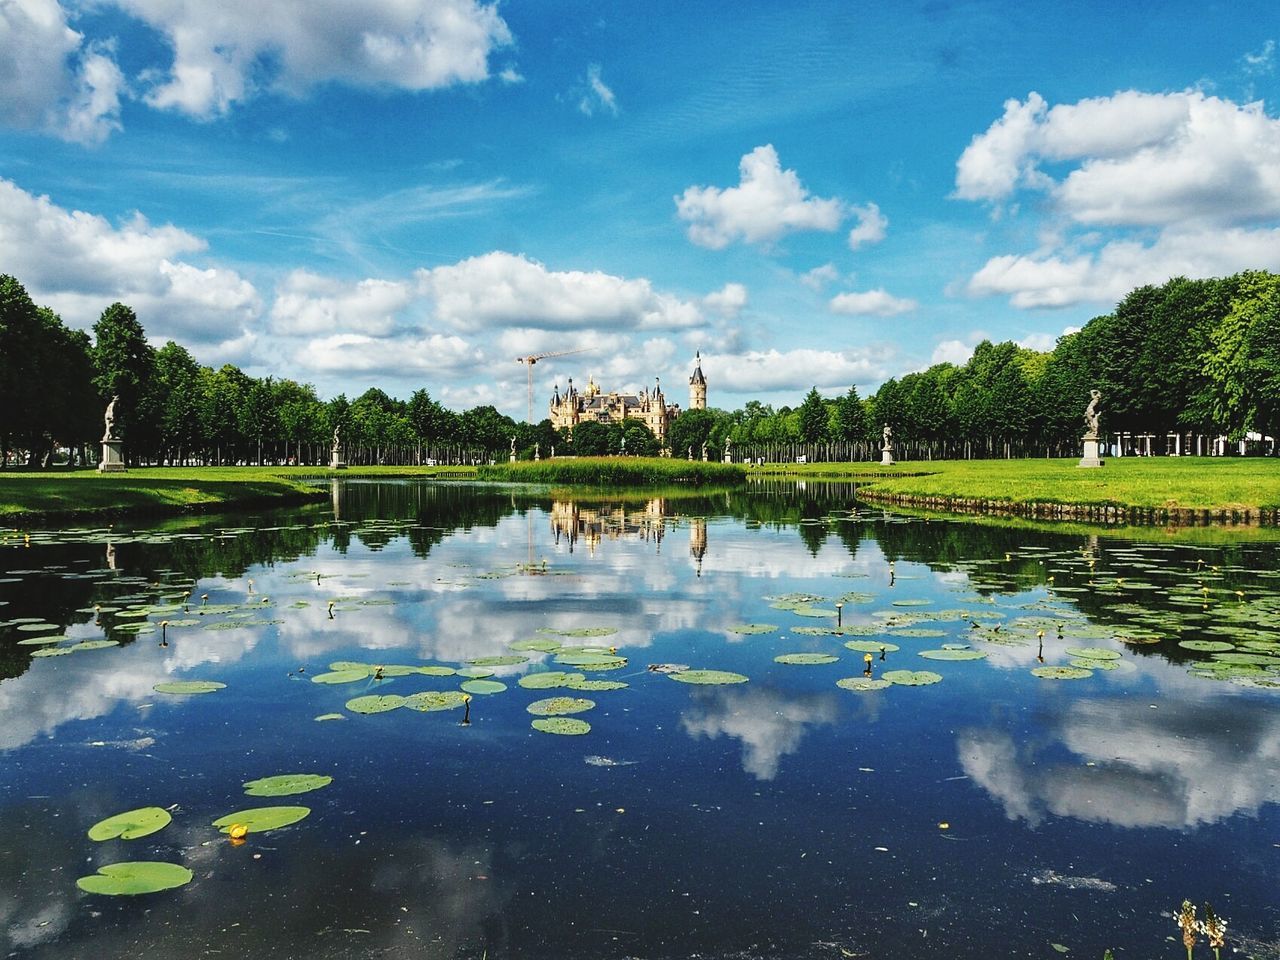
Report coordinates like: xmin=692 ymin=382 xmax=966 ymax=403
xmin=3 ymin=270 xmax=1278 ymax=467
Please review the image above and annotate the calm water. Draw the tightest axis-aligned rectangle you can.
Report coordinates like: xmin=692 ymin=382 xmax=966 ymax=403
xmin=2 ymin=480 xmax=1278 ymax=959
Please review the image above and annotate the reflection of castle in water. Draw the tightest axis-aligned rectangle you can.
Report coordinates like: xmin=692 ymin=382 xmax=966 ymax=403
xmin=549 ymin=500 xmax=709 ymax=573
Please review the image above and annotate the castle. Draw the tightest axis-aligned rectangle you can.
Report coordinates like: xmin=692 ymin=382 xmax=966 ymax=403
xmin=549 ymin=352 xmax=707 ymax=442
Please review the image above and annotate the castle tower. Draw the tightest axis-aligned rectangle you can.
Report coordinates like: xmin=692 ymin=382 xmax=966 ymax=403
xmin=689 ymin=352 xmax=707 ymax=410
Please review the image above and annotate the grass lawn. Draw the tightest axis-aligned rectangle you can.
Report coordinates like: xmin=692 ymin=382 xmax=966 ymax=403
xmin=755 ymin=457 xmax=1280 ymax=511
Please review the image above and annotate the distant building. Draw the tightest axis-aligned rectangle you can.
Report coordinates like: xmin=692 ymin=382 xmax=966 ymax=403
xmin=549 ymin=354 xmax=708 ymax=442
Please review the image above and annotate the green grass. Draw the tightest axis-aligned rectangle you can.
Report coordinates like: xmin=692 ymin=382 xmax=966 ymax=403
xmin=755 ymin=457 xmax=1280 ymax=511
xmin=0 ymin=467 xmax=328 ymax=522
xmin=477 ymin=457 xmax=746 ymax=486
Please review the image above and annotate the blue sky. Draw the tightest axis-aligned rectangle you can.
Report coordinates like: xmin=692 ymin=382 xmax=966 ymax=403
xmin=1 ymin=0 xmax=1278 ymax=418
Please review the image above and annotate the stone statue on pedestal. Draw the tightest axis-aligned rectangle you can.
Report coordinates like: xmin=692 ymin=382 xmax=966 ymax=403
xmin=880 ymin=422 xmax=895 ymax=466
xmin=1078 ymin=389 xmax=1105 ymax=468
xmin=330 ymin=424 xmax=347 ymax=469
xmin=98 ymin=395 xmax=126 ymax=472
xmin=701 ymin=442 xmax=708 ymax=461
xmin=510 ymin=436 xmax=517 ymax=462
xmin=723 ymin=436 xmax=732 ymax=463
xmin=103 ymin=395 xmax=120 ymax=441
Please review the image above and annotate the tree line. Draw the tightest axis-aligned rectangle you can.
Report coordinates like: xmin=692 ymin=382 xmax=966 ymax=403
xmin=2 ymin=270 xmax=1278 ymax=467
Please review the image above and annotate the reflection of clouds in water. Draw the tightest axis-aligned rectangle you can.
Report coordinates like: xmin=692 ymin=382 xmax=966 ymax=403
xmin=959 ymin=697 xmax=1280 ymax=829
xmin=682 ymin=686 xmax=839 ymax=780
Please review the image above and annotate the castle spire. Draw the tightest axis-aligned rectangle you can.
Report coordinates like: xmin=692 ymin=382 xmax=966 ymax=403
xmin=688 ymin=352 xmax=706 ymax=410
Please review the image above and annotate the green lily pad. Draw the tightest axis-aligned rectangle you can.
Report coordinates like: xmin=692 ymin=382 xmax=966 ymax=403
xmin=1177 ymin=640 xmax=1236 ymax=652
xmin=17 ymin=635 xmax=66 ymax=646
xmin=88 ymin=806 xmax=172 ymax=841
xmin=527 ymin=696 xmax=595 ymax=716
xmin=15 ymin=622 xmax=58 ymax=632
xmin=518 ymin=671 xmax=584 ymax=689
xmin=892 ymin=599 xmax=932 ymax=607
xmin=212 ymin=805 xmax=310 ymax=834
xmin=310 ymin=669 xmax=369 ymax=685
xmin=1030 ymin=666 xmax=1093 ymax=679
xmin=531 ymin=717 xmax=591 ymax=735
xmin=510 ymin=638 xmax=561 ymax=652
xmin=918 ymin=649 xmax=988 ymax=661
xmin=77 ymin=861 xmax=193 ymax=896
xmin=403 ymin=690 xmax=468 ymax=712
xmin=727 ymin=624 xmax=777 ymax=635
xmin=565 ymin=677 xmax=628 ymax=691
xmin=31 ymin=646 xmax=74 ymax=657
xmin=669 ymin=670 xmax=749 ymax=685
xmin=457 ymin=666 xmax=496 ymax=679
xmin=153 ymin=680 xmax=225 ymax=695
xmin=415 ymin=665 xmax=458 ymax=676
xmin=460 ymin=679 xmax=507 ymax=695
xmin=774 ymin=653 xmax=840 ymax=665
xmin=243 ymin=774 xmax=333 ymax=797
xmin=1064 ymin=647 xmax=1121 ymax=661
xmin=882 ymin=670 xmax=943 ymax=686
xmin=843 ymin=640 xmax=899 ymax=653
xmin=467 ymin=655 xmax=528 ymax=666
xmin=553 ymin=653 xmax=625 ymax=667
xmin=889 ymin=628 xmax=947 ymax=638
xmin=345 ymin=694 xmax=405 ymax=714
xmin=836 ymin=677 xmax=892 ymax=692
xmin=538 ymin=627 xmax=616 ymax=637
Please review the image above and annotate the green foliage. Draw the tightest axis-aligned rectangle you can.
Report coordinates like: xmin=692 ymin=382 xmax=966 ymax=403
xmin=477 ymin=457 xmax=744 ymax=486
xmin=797 ymin=387 xmax=831 ymax=443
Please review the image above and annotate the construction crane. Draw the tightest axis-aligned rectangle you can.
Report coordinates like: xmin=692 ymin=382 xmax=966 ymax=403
xmin=516 ymin=349 xmax=589 ymax=423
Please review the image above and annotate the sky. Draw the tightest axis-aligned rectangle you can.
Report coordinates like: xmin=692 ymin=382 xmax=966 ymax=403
xmin=1 ymin=0 xmax=1278 ymax=419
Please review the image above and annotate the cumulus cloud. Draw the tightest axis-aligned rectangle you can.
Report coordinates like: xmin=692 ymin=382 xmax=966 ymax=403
xmin=958 ymin=89 xmax=1280 ymax=308
xmin=577 ymin=63 xmax=618 ymax=116
xmin=682 ymin=687 xmax=839 ymax=780
xmin=847 ymin=202 xmax=888 ymax=249
xmin=703 ymin=282 xmax=747 ymax=318
xmin=930 ymin=339 xmax=976 ymax=366
xmin=703 ymin=347 xmax=889 ymax=392
xmin=0 ymin=177 xmax=260 ymax=343
xmin=296 ymin=332 xmax=475 ymax=373
xmin=416 ymin=251 xmax=704 ymax=331
xmin=829 ymin=288 xmax=916 ymax=317
xmin=675 ymin=144 xmax=846 ymax=249
xmin=800 ymin=263 xmax=839 ymax=290
xmin=0 ymin=1 xmax=124 ymax=143
xmin=270 ymin=270 xmax=414 ymax=336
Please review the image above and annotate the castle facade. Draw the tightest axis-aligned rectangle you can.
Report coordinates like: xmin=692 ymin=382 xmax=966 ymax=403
xmin=549 ymin=353 xmax=707 ymax=442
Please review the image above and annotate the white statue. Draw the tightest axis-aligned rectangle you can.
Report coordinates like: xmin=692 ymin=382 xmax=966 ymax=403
xmin=103 ymin=395 xmax=120 ymax=441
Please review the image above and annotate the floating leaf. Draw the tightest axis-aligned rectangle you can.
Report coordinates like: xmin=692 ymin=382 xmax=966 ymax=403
xmin=1177 ymin=639 xmax=1235 ymax=652
xmin=531 ymin=717 xmax=591 ymax=735
xmin=566 ymin=677 xmax=628 ymax=691
xmin=889 ymin=628 xmax=947 ymax=638
xmin=16 ymin=635 xmax=66 ymax=645
xmin=345 ymin=694 xmax=405 ymax=714
xmin=76 ymin=861 xmax=192 ymax=896
xmin=510 ymin=638 xmax=561 ymax=652
xmin=918 ymin=649 xmax=988 ymax=661
xmin=457 ymin=666 xmax=496 ymax=679
xmin=836 ymin=677 xmax=892 ymax=692
xmin=1063 ymin=647 xmax=1121 ymax=661
xmin=31 ymin=646 xmax=74 ymax=658
xmin=727 ymin=624 xmax=777 ymax=635
xmin=774 ymin=653 xmax=840 ymax=665
xmin=891 ymin=599 xmax=932 ymax=607
xmin=243 ymin=774 xmax=333 ymax=797
xmin=527 ymin=696 xmax=595 ymax=716
xmin=415 ymin=665 xmax=458 ymax=677
xmin=669 ymin=670 xmax=749 ymax=685
xmin=460 ymin=679 xmax=507 ymax=695
xmin=518 ymin=671 xmax=584 ymax=689
xmin=1030 ymin=666 xmax=1092 ymax=680
xmin=88 ymin=806 xmax=172 ymax=841
xmin=554 ymin=653 xmax=625 ymax=667
xmin=467 ymin=655 xmax=528 ymax=667
xmin=843 ymin=640 xmax=899 ymax=653
xmin=153 ymin=680 xmax=225 ymax=695
xmin=310 ymin=669 xmax=369 ymax=685
xmin=882 ymin=669 xmax=943 ymax=686
xmin=403 ymin=691 xmax=468 ymax=712
xmin=212 ymin=806 xmax=310 ymax=834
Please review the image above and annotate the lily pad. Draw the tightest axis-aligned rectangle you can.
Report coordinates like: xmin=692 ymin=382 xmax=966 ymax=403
xmin=460 ymin=679 xmax=507 ymax=695
xmin=345 ymin=694 xmax=405 ymax=714
xmin=510 ymin=638 xmax=561 ymax=652
xmin=16 ymin=635 xmax=66 ymax=645
xmin=882 ymin=669 xmax=943 ymax=686
xmin=527 ymin=696 xmax=595 ymax=716
xmin=727 ymin=624 xmax=777 ymax=635
xmin=836 ymin=677 xmax=892 ymax=692
xmin=843 ymin=640 xmax=900 ymax=653
xmin=889 ymin=628 xmax=947 ymax=638
xmin=30 ymin=645 xmax=74 ymax=658
xmin=310 ymin=669 xmax=369 ymax=685
xmin=212 ymin=805 xmax=310 ymax=834
xmin=1178 ymin=639 xmax=1236 ymax=652
xmin=457 ymin=666 xmax=496 ymax=679
xmin=403 ymin=690 xmax=468 ymax=712
xmin=467 ymin=655 xmax=528 ymax=667
xmin=918 ymin=649 xmax=988 ymax=661
xmin=415 ymin=665 xmax=458 ymax=676
xmin=76 ymin=861 xmax=192 ymax=896
xmin=1063 ymin=647 xmax=1121 ymax=661
xmin=153 ymin=680 xmax=225 ymax=695
xmin=1030 ymin=666 xmax=1093 ymax=680
xmin=891 ymin=599 xmax=933 ymax=607
xmin=565 ymin=677 xmax=628 ymax=691
xmin=243 ymin=774 xmax=333 ymax=797
xmin=774 ymin=653 xmax=840 ymax=665
xmin=88 ymin=806 xmax=172 ymax=841
xmin=518 ymin=671 xmax=584 ymax=689
xmin=669 ymin=670 xmax=749 ymax=685
xmin=531 ymin=717 xmax=591 ymax=735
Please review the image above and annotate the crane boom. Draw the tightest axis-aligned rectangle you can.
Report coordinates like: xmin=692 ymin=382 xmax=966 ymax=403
xmin=516 ymin=348 xmax=589 ymax=423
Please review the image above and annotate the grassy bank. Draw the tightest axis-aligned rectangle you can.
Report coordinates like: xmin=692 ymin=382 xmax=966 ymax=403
xmin=478 ymin=457 xmax=745 ymax=486
xmin=0 ymin=468 xmax=328 ymax=523
xmin=756 ymin=457 xmax=1280 ymax=513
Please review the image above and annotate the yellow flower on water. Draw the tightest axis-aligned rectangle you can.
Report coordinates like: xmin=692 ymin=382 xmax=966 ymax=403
xmin=228 ymin=823 xmax=248 ymax=840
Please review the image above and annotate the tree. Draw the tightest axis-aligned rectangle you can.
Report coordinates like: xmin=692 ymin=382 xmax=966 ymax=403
xmin=614 ymin=418 xmax=661 ymax=456
xmin=146 ymin=342 xmax=204 ymax=463
xmin=92 ymin=302 xmax=155 ymax=440
xmin=797 ymin=387 xmax=830 ymax=443
xmin=569 ymin=420 xmax=611 ymax=455
xmin=667 ymin=408 xmax=717 ymax=457
xmin=830 ymin=385 xmax=867 ymax=443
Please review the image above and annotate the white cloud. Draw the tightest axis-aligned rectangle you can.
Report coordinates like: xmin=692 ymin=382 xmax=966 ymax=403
xmin=296 ymin=332 xmax=475 ymax=373
xmin=683 ymin=688 xmax=838 ymax=780
xmin=703 ymin=282 xmax=747 ymax=318
xmin=0 ymin=1 xmax=124 ymax=143
xmin=800 ymin=263 xmax=839 ymax=290
xmin=847 ymin=201 xmax=888 ymax=249
xmin=675 ymin=144 xmax=846 ymax=249
xmin=416 ymin=251 xmax=704 ymax=331
xmin=705 ymin=347 xmax=889 ymax=392
xmin=0 ymin=177 xmax=260 ymax=342
xmin=1017 ymin=326 xmax=1079 ymax=352
xmin=829 ymin=288 xmax=916 ymax=316
xmin=577 ymin=63 xmax=618 ymax=116
xmin=270 ymin=270 xmax=414 ymax=336
xmin=930 ymin=339 xmax=975 ymax=366
xmin=1242 ymin=39 xmax=1275 ymax=75
xmin=116 ymin=0 xmax=512 ymax=117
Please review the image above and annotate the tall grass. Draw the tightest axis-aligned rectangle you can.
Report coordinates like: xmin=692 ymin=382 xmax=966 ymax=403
xmin=477 ymin=457 xmax=745 ymax=486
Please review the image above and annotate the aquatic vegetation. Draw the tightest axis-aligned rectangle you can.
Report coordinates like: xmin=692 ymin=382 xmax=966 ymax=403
xmin=242 ymin=774 xmax=332 ymax=797
xmin=531 ymin=717 xmax=592 ymax=735
xmin=882 ymin=669 xmax=943 ymax=686
xmin=526 ymin=696 xmax=595 ymax=716
xmin=88 ymin=806 xmax=172 ymax=841
xmin=153 ymin=680 xmax=225 ymax=694
xmin=518 ymin=671 xmax=585 ymax=689
xmin=1030 ymin=665 xmax=1093 ymax=680
xmin=345 ymin=694 xmax=406 ymax=714
xmin=76 ymin=861 xmax=193 ymax=895
xmin=727 ymin=623 xmax=778 ymax=634
xmin=836 ymin=677 xmax=892 ymax=692
xmin=774 ymin=653 xmax=840 ymax=665
xmin=460 ymin=678 xmax=507 ymax=695
xmin=213 ymin=806 xmax=311 ymax=834
xmin=842 ymin=640 xmax=899 ymax=652
xmin=668 ymin=669 xmax=749 ymax=685
xmin=918 ymin=649 xmax=987 ymax=661
xmin=403 ymin=691 xmax=468 ymax=712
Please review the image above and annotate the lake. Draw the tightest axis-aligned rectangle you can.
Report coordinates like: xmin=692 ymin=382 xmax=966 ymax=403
xmin=2 ymin=479 xmax=1278 ymax=959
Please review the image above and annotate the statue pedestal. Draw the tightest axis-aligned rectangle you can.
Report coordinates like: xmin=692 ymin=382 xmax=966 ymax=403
xmin=99 ymin=440 xmax=126 ymax=472
xmin=330 ymin=457 xmax=347 ymax=470
xmin=1078 ymin=435 xmax=1104 ymax=468
xmin=509 ymin=454 xmax=516 ymax=462
xmin=723 ymin=453 xmax=731 ymax=464
xmin=880 ymin=447 xmax=895 ymax=466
